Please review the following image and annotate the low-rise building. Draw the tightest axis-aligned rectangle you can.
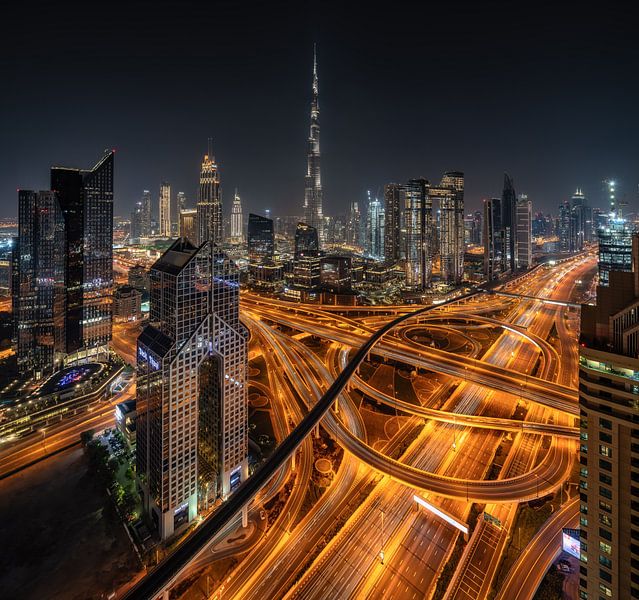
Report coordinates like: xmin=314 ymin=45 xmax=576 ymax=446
xmin=114 ymin=285 xmax=142 ymax=322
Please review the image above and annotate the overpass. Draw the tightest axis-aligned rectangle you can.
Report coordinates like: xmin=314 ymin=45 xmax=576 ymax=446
xmin=481 ymin=289 xmax=581 ymax=309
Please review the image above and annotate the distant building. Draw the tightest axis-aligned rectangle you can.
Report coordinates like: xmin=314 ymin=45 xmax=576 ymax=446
xmin=384 ymin=184 xmax=402 ymax=263
xmin=113 ymin=285 xmax=142 ymax=322
xmin=346 ymin=201 xmax=362 ymax=247
xmin=320 ymin=256 xmax=352 ymax=293
xmin=158 ymin=182 xmax=171 ymax=237
xmin=403 ymin=178 xmax=432 ymax=290
xmin=15 ymin=190 xmax=66 ymax=378
xmin=515 ymin=196 xmax=532 ymax=269
xmin=136 ymin=239 xmax=248 ymax=540
xmin=579 ymin=233 xmax=639 ymax=600
xmin=436 ymin=171 xmax=465 ymax=286
xmin=501 ymin=173 xmax=517 ymax=274
xmin=197 ymin=152 xmax=222 ymax=245
xmin=128 ymin=265 xmax=150 ymax=293
xmin=179 ymin=208 xmax=197 ymax=243
xmin=248 ymin=213 xmax=281 ymax=286
xmin=292 ymin=222 xmax=321 ymax=291
xmin=483 ymin=197 xmax=502 ymax=280
xmin=115 ymin=399 xmax=137 ymax=448
xmin=230 ymin=190 xmax=243 ymax=243
xmin=366 ymin=191 xmax=385 ymax=259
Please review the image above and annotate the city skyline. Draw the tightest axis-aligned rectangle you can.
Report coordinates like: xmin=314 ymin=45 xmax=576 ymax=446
xmin=2 ymin=2 xmax=639 ymax=219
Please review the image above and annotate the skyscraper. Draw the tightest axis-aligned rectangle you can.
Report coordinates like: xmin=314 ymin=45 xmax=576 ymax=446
xmin=197 ymin=152 xmax=222 ymax=246
xmin=51 ymin=150 xmax=114 ymax=359
xmin=159 ymin=182 xmax=171 ymax=237
xmin=437 ymin=171 xmax=465 ymax=286
xmin=483 ymin=197 xmax=502 ymax=280
xmin=384 ymin=183 xmax=402 ymax=264
xmin=366 ymin=191 xmax=385 ymax=259
xmin=177 ymin=191 xmax=187 ymax=212
xmin=579 ymin=233 xmax=639 ymax=600
xmin=501 ymin=173 xmax=517 ymax=273
xmin=141 ymin=189 xmax=152 ymax=237
xmin=230 ymin=189 xmax=243 ymax=244
xmin=303 ymin=46 xmax=324 ymax=244
xmin=179 ymin=208 xmax=197 ymax=243
xmin=346 ymin=201 xmax=362 ymax=248
xmin=598 ymin=180 xmax=636 ymax=286
xmin=131 ymin=200 xmax=144 ymax=240
xmin=515 ymin=195 xmax=532 ymax=269
xmin=403 ymin=178 xmax=432 ymax=290
xmin=293 ymin=222 xmax=321 ymax=290
xmin=16 ymin=190 xmax=66 ymax=378
xmin=136 ymin=239 xmax=247 ymax=540
xmin=248 ymin=213 xmax=274 ymax=264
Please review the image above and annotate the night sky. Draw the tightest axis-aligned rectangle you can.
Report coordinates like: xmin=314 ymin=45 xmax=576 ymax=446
xmin=1 ymin=1 xmax=638 ymax=219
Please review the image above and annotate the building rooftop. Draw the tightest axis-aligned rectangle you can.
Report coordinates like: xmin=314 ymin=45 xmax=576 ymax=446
xmin=152 ymin=237 xmax=201 ymax=276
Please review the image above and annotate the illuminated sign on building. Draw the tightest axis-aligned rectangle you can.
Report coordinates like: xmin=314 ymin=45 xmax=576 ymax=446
xmin=562 ymin=528 xmax=580 ymax=559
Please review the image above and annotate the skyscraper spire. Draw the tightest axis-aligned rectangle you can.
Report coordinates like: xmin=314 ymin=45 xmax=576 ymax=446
xmin=304 ymin=44 xmax=324 ymax=243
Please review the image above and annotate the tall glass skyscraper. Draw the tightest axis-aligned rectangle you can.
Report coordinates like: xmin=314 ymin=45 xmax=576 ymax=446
xmin=436 ymin=171 xmax=465 ymax=286
xmin=403 ymin=178 xmax=432 ymax=290
xmin=384 ymin=183 xmax=402 ymax=264
xmin=50 ymin=150 xmax=114 ymax=360
xmin=366 ymin=191 xmax=385 ymax=260
xmin=230 ymin=190 xmax=243 ymax=243
xmin=16 ymin=190 xmax=66 ymax=378
xmin=136 ymin=239 xmax=247 ymax=539
xmin=158 ymin=182 xmax=171 ymax=237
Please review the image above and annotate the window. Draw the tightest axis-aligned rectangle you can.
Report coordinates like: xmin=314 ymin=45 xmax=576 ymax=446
xmin=599 ymin=418 xmax=612 ymax=430
xmin=600 ymin=528 xmax=613 ymax=541
xmin=599 ymin=432 xmax=613 ymax=443
xmin=599 ymin=541 xmax=612 ymax=555
xmin=600 ymin=486 xmax=612 ymax=499
xmin=599 ymin=445 xmax=612 ymax=457
xmin=600 ymin=501 xmax=612 ymax=513
xmin=599 ymin=583 xmax=612 ymax=597
xmin=599 ymin=513 xmax=613 ymax=527
xmin=600 ymin=473 xmax=613 ymax=485
xmin=599 ymin=555 xmax=612 ymax=569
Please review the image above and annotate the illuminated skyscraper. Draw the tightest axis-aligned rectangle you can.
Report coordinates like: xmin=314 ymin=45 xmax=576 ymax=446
xmin=179 ymin=208 xmax=197 ymax=243
xmin=579 ymin=233 xmax=639 ymax=600
xmin=51 ymin=150 xmax=114 ymax=360
xmin=16 ymin=190 xmax=66 ymax=378
xmin=141 ymin=189 xmax=152 ymax=236
xmin=384 ymin=183 xmax=402 ymax=263
xmin=230 ymin=189 xmax=243 ymax=243
xmin=136 ymin=239 xmax=247 ymax=540
xmin=197 ymin=152 xmax=222 ymax=245
xmin=483 ymin=197 xmax=502 ymax=280
xmin=159 ymin=182 xmax=171 ymax=237
xmin=346 ymin=201 xmax=361 ymax=247
xmin=303 ymin=46 xmax=324 ymax=244
xmin=293 ymin=222 xmax=321 ymax=290
xmin=436 ymin=171 xmax=465 ymax=285
xmin=598 ymin=180 xmax=636 ymax=286
xmin=501 ymin=173 xmax=517 ymax=273
xmin=515 ymin=195 xmax=532 ymax=269
xmin=367 ymin=191 xmax=385 ymax=260
xmin=403 ymin=178 xmax=432 ymax=290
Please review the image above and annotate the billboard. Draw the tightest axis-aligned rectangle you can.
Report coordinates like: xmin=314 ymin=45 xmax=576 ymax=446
xmin=562 ymin=528 xmax=580 ymax=559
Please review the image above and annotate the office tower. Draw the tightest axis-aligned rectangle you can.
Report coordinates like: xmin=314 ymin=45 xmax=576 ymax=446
xmin=403 ymin=178 xmax=432 ymax=290
xmin=346 ymin=202 xmax=361 ymax=247
xmin=230 ymin=190 xmax=243 ymax=243
xmin=532 ymin=211 xmax=548 ymax=237
xmin=437 ymin=171 xmax=465 ymax=286
xmin=159 ymin=182 xmax=171 ymax=237
xmin=303 ymin=46 xmax=324 ymax=244
xmin=367 ymin=191 xmax=385 ymax=259
xmin=141 ymin=190 xmax=152 ymax=236
xmin=197 ymin=152 xmax=222 ymax=246
xmin=483 ymin=197 xmax=502 ymax=280
xmin=293 ymin=222 xmax=321 ymax=290
xmin=501 ymin=173 xmax=517 ymax=273
xmin=179 ymin=208 xmax=197 ymax=243
xmin=515 ymin=195 xmax=532 ymax=269
xmin=136 ymin=239 xmax=247 ymax=539
xmin=384 ymin=183 xmax=402 ymax=263
xmin=558 ymin=199 xmax=572 ymax=252
xmin=579 ymin=233 xmax=639 ymax=600
xmin=131 ymin=201 xmax=144 ymax=240
xmin=248 ymin=213 xmax=274 ymax=264
xmin=15 ymin=190 xmax=66 ymax=378
xmin=598 ymin=180 xmax=636 ymax=286
xmin=571 ymin=188 xmax=587 ymax=250
xmin=177 ymin=191 xmax=187 ymax=212
xmin=51 ymin=150 xmax=114 ymax=359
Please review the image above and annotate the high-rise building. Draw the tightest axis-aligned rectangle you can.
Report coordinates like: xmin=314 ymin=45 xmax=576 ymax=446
xmin=15 ymin=190 xmax=66 ymax=378
xmin=197 ymin=152 xmax=222 ymax=246
xmin=346 ymin=201 xmax=362 ymax=248
xmin=320 ymin=256 xmax=352 ymax=293
xmin=436 ymin=171 xmax=465 ymax=286
xmin=230 ymin=190 xmax=243 ymax=244
xmin=136 ymin=239 xmax=247 ymax=540
xmin=247 ymin=214 xmax=280 ymax=287
xmin=598 ymin=180 xmax=636 ymax=286
xmin=501 ymin=173 xmax=517 ymax=274
xmin=515 ymin=195 xmax=532 ymax=269
xmin=51 ymin=150 xmax=114 ymax=359
xmin=131 ymin=200 xmax=144 ymax=240
xmin=159 ymin=182 xmax=171 ymax=237
xmin=579 ymin=233 xmax=639 ymax=600
xmin=303 ymin=46 xmax=324 ymax=244
xmin=293 ymin=222 xmax=321 ymax=290
xmin=177 ymin=191 xmax=187 ymax=212
xmin=366 ymin=191 xmax=385 ymax=259
xmin=141 ymin=189 xmax=152 ymax=236
xmin=403 ymin=178 xmax=432 ymax=290
xmin=179 ymin=208 xmax=197 ymax=243
xmin=384 ymin=183 xmax=402 ymax=263
xmin=483 ymin=197 xmax=502 ymax=280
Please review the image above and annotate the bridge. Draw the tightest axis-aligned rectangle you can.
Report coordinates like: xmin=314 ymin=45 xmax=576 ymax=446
xmin=480 ymin=288 xmax=582 ymax=309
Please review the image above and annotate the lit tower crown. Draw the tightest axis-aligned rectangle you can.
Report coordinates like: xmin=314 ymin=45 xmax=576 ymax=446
xmin=303 ymin=45 xmax=324 ymax=244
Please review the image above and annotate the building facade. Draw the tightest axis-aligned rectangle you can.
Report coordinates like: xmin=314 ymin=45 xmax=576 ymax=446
xmin=136 ymin=239 xmax=247 ymax=540
xmin=403 ymin=178 xmax=432 ymax=290
xmin=483 ymin=197 xmax=502 ymax=280
xmin=579 ymin=234 xmax=639 ymax=600
xmin=367 ymin=191 xmax=385 ymax=260
xmin=303 ymin=46 xmax=324 ymax=244
xmin=437 ymin=171 xmax=465 ymax=286
xmin=230 ymin=190 xmax=243 ymax=244
xmin=384 ymin=183 xmax=402 ymax=263
xmin=515 ymin=196 xmax=532 ymax=270
xmin=179 ymin=209 xmax=197 ymax=243
xmin=158 ymin=182 xmax=171 ymax=237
